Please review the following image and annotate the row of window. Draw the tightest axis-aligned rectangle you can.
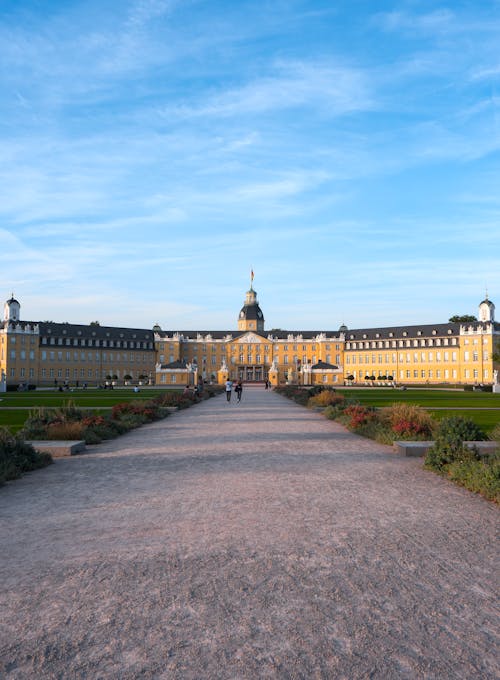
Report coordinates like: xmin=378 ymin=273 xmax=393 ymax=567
xmin=346 ymin=337 xmax=463 ymax=350
xmin=348 ymin=369 xmax=488 ymax=380
xmin=41 ymin=351 xmax=151 ymax=363
xmin=345 ymin=351 xmax=486 ymax=364
xmin=40 ymin=337 xmax=153 ymax=349
xmin=9 ymin=368 xmax=148 ymax=379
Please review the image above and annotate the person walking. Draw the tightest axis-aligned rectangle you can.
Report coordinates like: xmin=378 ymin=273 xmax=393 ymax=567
xmin=225 ymin=378 xmax=233 ymax=402
xmin=235 ymin=380 xmax=243 ymax=402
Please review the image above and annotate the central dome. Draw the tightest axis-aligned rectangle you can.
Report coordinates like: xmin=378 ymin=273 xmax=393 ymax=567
xmin=238 ymin=286 xmax=265 ymax=332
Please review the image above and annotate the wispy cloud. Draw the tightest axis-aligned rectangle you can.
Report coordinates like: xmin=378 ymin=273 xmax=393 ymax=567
xmin=163 ymin=60 xmax=374 ymax=119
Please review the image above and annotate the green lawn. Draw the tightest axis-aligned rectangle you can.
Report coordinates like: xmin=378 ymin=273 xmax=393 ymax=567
xmin=336 ymin=387 xmax=500 ymax=408
xmin=0 ymin=388 xmax=178 ymax=408
xmin=428 ymin=410 xmax=500 ymax=434
xmin=0 ymin=410 xmax=30 ymax=433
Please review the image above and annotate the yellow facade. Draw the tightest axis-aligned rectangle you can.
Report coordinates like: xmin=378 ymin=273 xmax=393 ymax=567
xmin=1 ymin=291 xmax=498 ymax=389
xmin=154 ymin=289 xmax=499 ymax=388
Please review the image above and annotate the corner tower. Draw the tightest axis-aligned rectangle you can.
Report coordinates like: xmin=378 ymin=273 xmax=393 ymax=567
xmin=478 ymin=293 xmax=495 ymax=323
xmin=4 ymin=294 xmax=20 ymax=322
xmin=238 ymin=280 xmax=264 ymax=332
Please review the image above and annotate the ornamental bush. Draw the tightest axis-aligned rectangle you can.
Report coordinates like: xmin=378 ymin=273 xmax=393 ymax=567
xmin=308 ymin=390 xmax=345 ymax=408
xmin=446 ymin=454 xmax=500 ymax=502
xmin=341 ymin=404 xmax=377 ymax=429
xmin=0 ymin=427 xmax=52 ymax=485
xmin=425 ymin=416 xmax=487 ymax=471
xmin=46 ymin=421 xmax=87 ymax=440
xmin=384 ymin=403 xmax=434 ymax=440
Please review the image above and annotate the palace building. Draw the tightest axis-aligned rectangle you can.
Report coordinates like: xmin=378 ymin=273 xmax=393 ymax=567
xmin=0 ymin=286 xmax=498 ymax=389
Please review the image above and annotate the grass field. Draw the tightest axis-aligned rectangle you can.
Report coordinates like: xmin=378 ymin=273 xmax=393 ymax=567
xmin=336 ymin=387 xmax=500 ymax=408
xmin=428 ymin=410 xmax=500 ymax=433
xmin=0 ymin=387 xmax=176 ymax=408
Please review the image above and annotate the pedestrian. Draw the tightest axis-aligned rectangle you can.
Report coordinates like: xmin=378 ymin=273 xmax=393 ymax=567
xmin=264 ymin=379 xmax=269 ymax=389
xmin=225 ymin=378 xmax=233 ymax=402
xmin=235 ymin=380 xmax=243 ymax=402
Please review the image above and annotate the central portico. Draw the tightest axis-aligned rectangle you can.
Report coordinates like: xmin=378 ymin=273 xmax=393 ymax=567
xmin=229 ymin=330 xmax=272 ymax=382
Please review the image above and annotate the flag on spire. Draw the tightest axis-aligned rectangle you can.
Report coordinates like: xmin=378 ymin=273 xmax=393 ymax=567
xmin=251 ymin=269 xmax=254 ymax=283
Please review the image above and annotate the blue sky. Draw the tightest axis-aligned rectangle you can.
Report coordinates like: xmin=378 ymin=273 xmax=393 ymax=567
xmin=1 ymin=0 xmax=499 ymax=331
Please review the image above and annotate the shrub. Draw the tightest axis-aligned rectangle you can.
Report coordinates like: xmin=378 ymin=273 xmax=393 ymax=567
xmin=0 ymin=427 xmax=52 ymax=485
xmin=425 ymin=416 xmax=487 ymax=471
xmin=490 ymin=423 xmax=500 ymax=444
xmin=446 ymin=454 xmax=500 ymax=502
xmin=354 ymin=420 xmax=394 ymax=445
xmin=118 ymin=413 xmax=151 ymax=430
xmin=323 ymin=404 xmax=345 ymax=420
xmin=46 ymin=421 xmax=87 ymax=440
xmin=384 ymin=403 xmax=434 ymax=440
xmin=341 ymin=404 xmax=377 ymax=429
xmin=111 ymin=400 xmax=163 ymax=422
xmin=308 ymin=391 xmax=345 ymax=408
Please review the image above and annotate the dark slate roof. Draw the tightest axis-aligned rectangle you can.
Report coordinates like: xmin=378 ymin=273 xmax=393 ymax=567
xmin=343 ymin=321 xmax=499 ymax=341
xmin=239 ymin=304 xmax=264 ymax=321
xmin=311 ymin=360 xmax=339 ymax=370
xmin=344 ymin=322 xmax=461 ymax=341
xmin=37 ymin=321 xmax=154 ymax=341
xmin=155 ymin=320 xmax=500 ymax=341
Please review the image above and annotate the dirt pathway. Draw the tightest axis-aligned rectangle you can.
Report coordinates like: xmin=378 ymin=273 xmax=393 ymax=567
xmin=0 ymin=386 xmax=498 ymax=679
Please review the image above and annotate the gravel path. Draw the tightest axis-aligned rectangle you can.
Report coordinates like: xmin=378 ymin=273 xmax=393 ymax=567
xmin=0 ymin=386 xmax=498 ymax=679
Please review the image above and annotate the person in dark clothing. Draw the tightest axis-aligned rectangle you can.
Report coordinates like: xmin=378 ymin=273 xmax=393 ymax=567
xmin=235 ymin=380 xmax=243 ymax=402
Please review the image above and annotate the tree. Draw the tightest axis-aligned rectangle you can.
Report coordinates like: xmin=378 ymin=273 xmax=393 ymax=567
xmin=448 ymin=315 xmax=477 ymax=322
xmin=89 ymin=320 xmax=100 ymax=326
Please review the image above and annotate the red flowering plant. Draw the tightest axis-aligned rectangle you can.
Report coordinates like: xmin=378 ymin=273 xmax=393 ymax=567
xmin=385 ymin=403 xmax=434 ymax=440
xmin=342 ymin=404 xmax=377 ymax=429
